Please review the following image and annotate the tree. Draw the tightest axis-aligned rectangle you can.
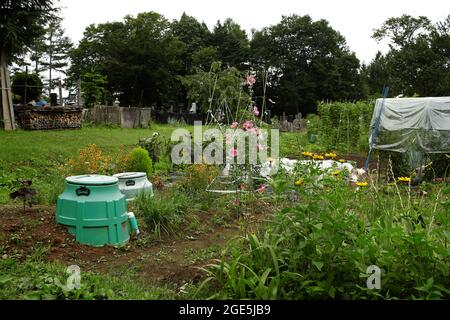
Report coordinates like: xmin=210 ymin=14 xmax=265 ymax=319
xmin=0 ymin=0 xmax=55 ymax=130
xmin=28 ymin=34 xmax=47 ymax=74
xmin=250 ymin=15 xmax=364 ymax=115
xmin=370 ymin=15 xmax=450 ymax=97
xmin=68 ymin=12 xmax=184 ymax=108
xmin=81 ymin=70 xmax=108 ymax=108
xmin=191 ymin=46 xmax=220 ymax=71
xmin=373 ymin=15 xmax=433 ymax=49
xmin=41 ymin=17 xmax=73 ymax=94
xmin=25 ymin=16 xmax=73 ymax=94
xmin=171 ymin=13 xmax=211 ymax=74
xmin=11 ymin=72 xmax=43 ymax=103
xmin=361 ymin=52 xmax=390 ymax=97
xmin=212 ymin=18 xmax=250 ymax=69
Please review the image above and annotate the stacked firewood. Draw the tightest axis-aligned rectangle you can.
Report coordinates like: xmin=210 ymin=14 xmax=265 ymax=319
xmin=15 ymin=107 xmax=83 ymax=130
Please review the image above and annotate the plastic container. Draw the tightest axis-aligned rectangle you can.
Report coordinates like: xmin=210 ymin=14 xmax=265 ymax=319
xmin=113 ymin=172 xmax=153 ymax=201
xmin=56 ymin=175 xmax=130 ymax=247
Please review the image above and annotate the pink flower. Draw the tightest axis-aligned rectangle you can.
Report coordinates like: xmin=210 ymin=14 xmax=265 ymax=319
xmin=245 ymin=75 xmax=256 ymax=86
xmin=233 ymin=197 xmax=239 ymax=206
xmin=230 ymin=122 xmax=238 ymax=129
xmin=257 ymin=144 xmax=264 ymax=152
xmin=242 ymin=120 xmax=254 ymax=131
xmin=253 ymin=106 xmax=260 ymax=116
xmin=230 ymin=148 xmax=238 ymax=157
xmin=256 ymin=184 xmax=266 ymax=193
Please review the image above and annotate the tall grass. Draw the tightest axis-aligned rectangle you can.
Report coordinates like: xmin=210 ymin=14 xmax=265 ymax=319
xmin=134 ymin=191 xmax=194 ymax=237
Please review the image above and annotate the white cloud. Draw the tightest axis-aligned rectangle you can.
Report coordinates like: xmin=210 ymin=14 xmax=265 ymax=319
xmin=60 ymin=0 xmax=450 ymax=64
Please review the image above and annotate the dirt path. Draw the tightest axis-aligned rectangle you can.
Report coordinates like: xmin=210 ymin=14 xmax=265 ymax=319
xmin=0 ymin=205 xmax=248 ymax=287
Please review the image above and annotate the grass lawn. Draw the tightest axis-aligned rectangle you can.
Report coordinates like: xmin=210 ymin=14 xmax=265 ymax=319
xmin=0 ymin=125 xmax=327 ymax=204
xmin=0 ymin=125 xmax=189 ymax=204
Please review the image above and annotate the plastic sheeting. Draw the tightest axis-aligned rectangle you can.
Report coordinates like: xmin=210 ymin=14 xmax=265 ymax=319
xmin=369 ymin=97 xmax=450 ymax=153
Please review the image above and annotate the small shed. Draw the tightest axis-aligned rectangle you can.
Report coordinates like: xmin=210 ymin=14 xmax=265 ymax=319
xmin=369 ymin=97 xmax=450 ymax=154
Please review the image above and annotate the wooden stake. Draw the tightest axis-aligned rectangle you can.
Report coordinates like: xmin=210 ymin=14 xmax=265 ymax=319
xmin=0 ymin=51 xmax=16 ymax=130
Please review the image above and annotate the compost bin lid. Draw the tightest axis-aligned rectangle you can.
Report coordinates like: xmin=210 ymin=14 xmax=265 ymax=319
xmin=66 ymin=175 xmax=118 ymax=186
xmin=113 ymin=172 xmax=147 ymax=179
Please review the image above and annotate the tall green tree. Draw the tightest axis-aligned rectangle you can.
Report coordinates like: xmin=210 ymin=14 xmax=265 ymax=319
xmin=68 ymin=12 xmax=184 ymax=107
xmin=0 ymin=0 xmax=56 ymax=130
xmin=371 ymin=14 xmax=450 ymax=97
xmin=212 ymin=18 xmax=250 ymax=69
xmin=41 ymin=17 xmax=73 ymax=94
xmin=191 ymin=46 xmax=220 ymax=71
xmin=360 ymin=52 xmax=390 ymax=97
xmin=81 ymin=69 xmax=108 ymax=108
xmin=171 ymin=13 xmax=211 ymax=74
xmin=25 ymin=16 xmax=73 ymax=93
xmin=250 ymin=15 xmax=364 ymax=115
xmin=11 ymin=72 xmax=43 ymax=103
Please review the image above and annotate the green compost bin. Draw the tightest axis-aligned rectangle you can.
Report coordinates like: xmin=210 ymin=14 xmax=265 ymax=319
xmin=56 ymin=175 xmax=130 ymax=247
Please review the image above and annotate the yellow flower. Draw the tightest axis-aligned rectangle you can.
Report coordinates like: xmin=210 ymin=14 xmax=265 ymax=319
xmin=325 ymin=152 xmax=337 ymax=159
xmin=446 ymin=154 xmax=450 ymax=159
xmin=302 ymin=151 xmax=313 ymax=157
xmin=398 ymin=176 xmax=411 ymax=182
xmin=295 ymin=179 xmax=304 ymax=186
xmin=331 ymin=170 xmax=341 ymax=176
xmin=356 ymin=181 xmax=368 ymax=187
xmin=338 ymin=159 xmax=346 ymax=163
xmin=313 ymin=154 xmax=324 ymax=160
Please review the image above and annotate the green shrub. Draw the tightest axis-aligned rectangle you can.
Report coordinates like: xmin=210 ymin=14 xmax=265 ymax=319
xmin=127 ymin=147 xmax=153 ymax=176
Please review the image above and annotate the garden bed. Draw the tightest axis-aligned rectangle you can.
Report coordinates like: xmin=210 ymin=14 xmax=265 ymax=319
xmin=0 ymin=204 xmax=245 ymax=286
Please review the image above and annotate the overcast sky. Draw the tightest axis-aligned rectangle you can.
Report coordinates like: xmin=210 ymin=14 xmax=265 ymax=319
xmin=60 ymin=0 xmax=450 ymax=64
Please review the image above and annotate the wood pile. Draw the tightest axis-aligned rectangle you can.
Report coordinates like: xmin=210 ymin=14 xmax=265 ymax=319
xmin=14 ymin=106 xmax=83 ymax=130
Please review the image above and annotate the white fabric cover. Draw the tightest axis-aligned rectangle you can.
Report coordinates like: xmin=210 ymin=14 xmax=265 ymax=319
xmin=369 ymin=97 xmax=450 ymax=153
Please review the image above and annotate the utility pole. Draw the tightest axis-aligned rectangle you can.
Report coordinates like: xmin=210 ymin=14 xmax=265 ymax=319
xmin=0 ymin=51 xmax=16 ymax=130
xmin=58 ymin=79 xmax=63 ymax=106
xmin=24 ymin=66 xmax=28 ymax=105
xmin=77 ymin=79 xmax=81 ymax=106
xmin=48 ymin=27 xmax=53 ymax=97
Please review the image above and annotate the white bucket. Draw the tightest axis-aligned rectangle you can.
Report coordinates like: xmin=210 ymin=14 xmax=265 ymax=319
xmin=113 ymin=172 xmax=153 ymax=202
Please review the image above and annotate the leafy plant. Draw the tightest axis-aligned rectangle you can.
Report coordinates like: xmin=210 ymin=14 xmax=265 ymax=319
xmin=203 ymin=162 xmax=450 ymax=299
xmin=138 ymin=132 xmax=168 ymax=164
xmin=126 ymin=147 xmax=152 ymax=176
xmin=61 ymin=144 xmax=129 ymax=176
